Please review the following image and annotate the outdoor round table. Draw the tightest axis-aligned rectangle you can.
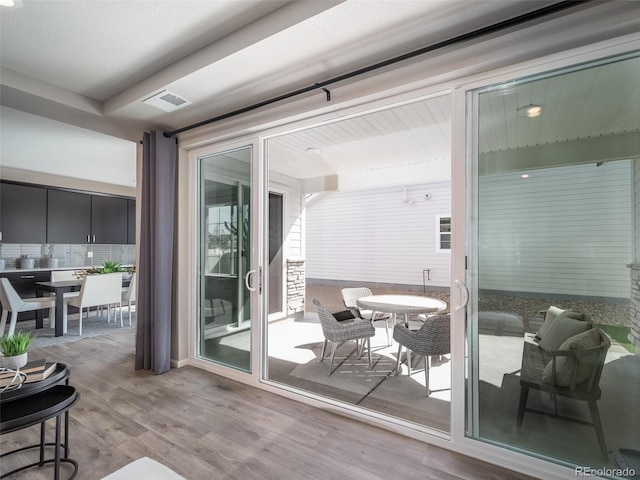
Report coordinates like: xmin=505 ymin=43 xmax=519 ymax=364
xmin=356 ymin=294 xmax=447 ymax=326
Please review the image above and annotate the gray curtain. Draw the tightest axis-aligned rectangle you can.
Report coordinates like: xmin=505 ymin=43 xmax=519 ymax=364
xmin=135 ymin=130 xmax=177 ymax=374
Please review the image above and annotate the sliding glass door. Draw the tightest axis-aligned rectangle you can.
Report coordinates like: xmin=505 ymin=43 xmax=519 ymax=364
xmin=198 ymin=145 xmax=254 ymax=372
xmin=466 ymin=53 xmax=639 ymax=473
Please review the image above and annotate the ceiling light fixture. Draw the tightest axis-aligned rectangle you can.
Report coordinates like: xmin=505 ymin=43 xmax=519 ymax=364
xmin=0 ymin=0 xmax=15 ymax=6
xmin=517 ymin=104 xmax=542 ymax=118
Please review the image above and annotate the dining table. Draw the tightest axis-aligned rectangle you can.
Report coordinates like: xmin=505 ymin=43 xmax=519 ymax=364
xmin=35 ymin=276 xmax=130 ymax=337
xmin=356 ymin=294 xmax=447 ymax=327
xmin=35 ymin=280 xmax=84 ymax=337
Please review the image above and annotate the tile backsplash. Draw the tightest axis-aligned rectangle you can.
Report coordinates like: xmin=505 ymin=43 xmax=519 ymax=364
xmin=0 ymin=243 xmax=136 ymax=270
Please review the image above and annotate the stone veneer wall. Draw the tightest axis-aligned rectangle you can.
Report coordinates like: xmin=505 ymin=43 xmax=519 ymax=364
xmin=286 ymin=259 xmax=305 ymax=317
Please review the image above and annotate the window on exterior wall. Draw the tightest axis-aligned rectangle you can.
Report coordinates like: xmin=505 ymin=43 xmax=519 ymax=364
xmin=436 ymin=215 xmax=451 ymax=251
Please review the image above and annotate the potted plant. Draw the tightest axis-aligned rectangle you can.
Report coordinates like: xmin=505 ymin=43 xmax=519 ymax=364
xmin=0 ymin=331 xmax=34 ymax=369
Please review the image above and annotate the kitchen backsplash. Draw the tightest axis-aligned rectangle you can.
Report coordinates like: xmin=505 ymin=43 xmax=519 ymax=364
xmin=0 ymin=243 xmax=136 ymax=270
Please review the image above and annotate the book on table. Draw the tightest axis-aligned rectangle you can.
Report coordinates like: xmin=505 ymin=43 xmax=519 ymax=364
xmin=0 ymin=360 xmax=57 ymax=386
xmin=0 ymin=358 xmax=47 ymax=378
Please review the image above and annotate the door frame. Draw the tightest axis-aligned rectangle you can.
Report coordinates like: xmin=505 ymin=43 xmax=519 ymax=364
xmin=188 ymin=137 xmax=263 ymax=379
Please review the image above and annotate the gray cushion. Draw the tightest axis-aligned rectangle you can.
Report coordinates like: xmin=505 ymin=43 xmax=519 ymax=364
xmin=537 ymin=315 xmax=592 ymax=351
xmin=536 ymin=306 xmax=587 ymax=340
xmin=542 ymin=327 xmax=602 ymax=386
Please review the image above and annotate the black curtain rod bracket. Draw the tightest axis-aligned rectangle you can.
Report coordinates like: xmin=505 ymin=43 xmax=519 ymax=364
xmin=164 ymin=0 xmax=586 ymax=138
xmin=316 ymin=83 xmax=331 ymax=101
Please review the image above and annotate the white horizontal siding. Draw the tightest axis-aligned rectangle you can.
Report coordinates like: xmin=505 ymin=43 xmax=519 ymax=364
xmin=305 ymin=181 xmax=451 ymax=287
xmin=269 ymin=171 xmax=302 ymax=260
xmin=478 ymin=160 xmax=632 ymax=299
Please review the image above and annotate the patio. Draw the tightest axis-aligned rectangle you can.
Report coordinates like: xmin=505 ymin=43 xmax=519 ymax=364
xmin=263 ymin=282 xmax=638 ymax=470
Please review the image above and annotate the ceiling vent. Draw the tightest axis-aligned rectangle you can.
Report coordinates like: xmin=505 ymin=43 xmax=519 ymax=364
xmin=142 ymin=90 xmax=192 ymax=112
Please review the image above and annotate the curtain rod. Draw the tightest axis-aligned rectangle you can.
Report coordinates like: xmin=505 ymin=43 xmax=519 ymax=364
xmin=164 ymin=0 xmax=586 ymax=138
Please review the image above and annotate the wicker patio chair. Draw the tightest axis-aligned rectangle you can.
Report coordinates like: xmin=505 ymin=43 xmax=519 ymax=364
xmin=341 ymin=287 xmax=392 ymax=345
xmin=312 ymin=299 xmax=376 ymax=376
xmin=393 ymin=313 xmax=450 ymax=396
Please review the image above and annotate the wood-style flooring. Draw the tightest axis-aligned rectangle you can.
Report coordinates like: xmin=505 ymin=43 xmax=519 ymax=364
xmin=1 ymin=330 xmax=538 ymax=480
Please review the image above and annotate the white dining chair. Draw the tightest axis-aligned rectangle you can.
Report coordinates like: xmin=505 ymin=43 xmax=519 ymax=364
xmin=63 ymin=273 xmax=123 ymax=335
xmin=0 ymin=278 xmax=56 ymax=336
xmin=120 ymin=272 xmax=136 ymax=325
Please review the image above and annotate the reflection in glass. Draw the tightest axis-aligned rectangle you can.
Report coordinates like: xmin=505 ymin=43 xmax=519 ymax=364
xmin=198 ymin=147 xmax=252 ymax=372
xmin=469 ymin=54 xmax=639 ymax=473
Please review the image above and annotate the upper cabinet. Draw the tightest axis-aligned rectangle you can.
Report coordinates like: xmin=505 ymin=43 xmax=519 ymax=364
xmin=127 ymin=199 xmax=136 ymax=245
xmin=91 ymin=195 xmax=128 ymax=244
xmin=0 ymin=181 xmax=135 ymax=245
xmin=0 ymin=183 xmax=47 ymax=243
xmin=47 ymin=189 xmax=92 ymax=244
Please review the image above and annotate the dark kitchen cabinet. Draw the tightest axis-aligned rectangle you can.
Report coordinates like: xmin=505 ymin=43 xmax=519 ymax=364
xmin=0 ymin=182 xmax=47 ymax=243
xmin=48 ymin=191 xmax=130 ymax=244
xmin=91 ymin=195 xmax=128 ymax=244
xmin=127 ymin=199 xmax=136 ymax=244
xmin=47 ymin=189 xmax=92 ymax=243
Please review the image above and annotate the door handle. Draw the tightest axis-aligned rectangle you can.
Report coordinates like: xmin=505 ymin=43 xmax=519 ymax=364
xmin=245 ymin=269 xmax=257 ymax=292
xmin=455 ymin=279 xmax=469 ymax=311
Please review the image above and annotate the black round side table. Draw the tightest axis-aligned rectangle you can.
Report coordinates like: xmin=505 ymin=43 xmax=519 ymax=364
xmin=0 ymin=365 xmax=79 ymax=480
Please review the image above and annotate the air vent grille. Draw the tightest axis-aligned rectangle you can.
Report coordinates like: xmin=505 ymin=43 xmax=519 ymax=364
xmin=142 ymin=90 xmax=192 ymax=112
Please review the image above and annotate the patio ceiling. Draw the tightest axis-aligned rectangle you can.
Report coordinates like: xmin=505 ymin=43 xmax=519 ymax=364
xmin=268 ymin=55 xmax=640 ymax=185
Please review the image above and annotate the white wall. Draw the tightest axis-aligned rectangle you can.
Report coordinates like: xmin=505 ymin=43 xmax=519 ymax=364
xmin=478 ymin=160 xmax=632 ymax=299
xmin=269 ymin=171 xmax=303 ymax=261
xmin=305 ymin=181 xmax=451 ymax=288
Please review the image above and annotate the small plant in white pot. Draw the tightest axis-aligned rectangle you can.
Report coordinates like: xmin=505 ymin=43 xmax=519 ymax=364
xmin=0 ymin=332 xmax=34 ymax=369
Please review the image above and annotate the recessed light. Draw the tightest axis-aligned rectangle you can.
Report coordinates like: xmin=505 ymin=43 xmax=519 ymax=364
xmin=521 ymin=174 xmax=530 ymax=178
xmin=517 ymin=104 xmax=542 ymax=118
xmin=0 ymin=0 xmax=15 ymax=6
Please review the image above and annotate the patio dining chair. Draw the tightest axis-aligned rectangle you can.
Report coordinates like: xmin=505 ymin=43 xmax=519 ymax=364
xmin=393 ymin=313 xmax=450 ymax=396
xmin=313 ymin=299 xmax=376 ymax=376
xmin=0 ymin=278 xmax=56 ymax=337
xmin=341 ymin=287 xmax=392 ymax=345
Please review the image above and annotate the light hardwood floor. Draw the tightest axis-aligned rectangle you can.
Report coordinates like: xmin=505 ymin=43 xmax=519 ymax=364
xmin=1 ymin=330 xmax=538 ymax=480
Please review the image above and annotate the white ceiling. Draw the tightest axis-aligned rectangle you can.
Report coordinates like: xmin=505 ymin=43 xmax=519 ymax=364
xmin=0 ymin=0 xmax=638 ymax=187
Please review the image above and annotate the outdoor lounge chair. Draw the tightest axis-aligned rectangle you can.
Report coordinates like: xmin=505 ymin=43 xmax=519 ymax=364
xmin=313 ymin=299 xmax=376 ymax=376
xmin=517 ymin=321 xmax=610 ymax=458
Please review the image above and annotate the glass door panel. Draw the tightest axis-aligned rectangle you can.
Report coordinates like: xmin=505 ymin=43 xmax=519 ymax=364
xmin=466 ymin=54 xmax=640 ymax=472
xmin=198 ymin=146 xmax=252 ymax=372
xmin=264 ymin=93 xmax=453 ymax=432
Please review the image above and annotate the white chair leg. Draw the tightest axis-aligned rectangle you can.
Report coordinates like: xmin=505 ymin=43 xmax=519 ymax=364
xmin=407 ymin=348 xmax=412 ymax=376
xmin=424 ymin=356 xmax=430 ymax=397
xmin=0 ymin=310 xmax=8 ymax=335
xmin=7 ymin=312 xmax=18 ymax=336
xmin=62 ymin=303 xmax=69 ymax=334
xmin=48 ymin=307 xmax=55 ymax=328
xmin=119 ymin=302 xmax=123 ymax=327
xmin=78 ymin=307 xmax=83 ymax=336
xmin=394 ymin=343 xmax=402 ymax=376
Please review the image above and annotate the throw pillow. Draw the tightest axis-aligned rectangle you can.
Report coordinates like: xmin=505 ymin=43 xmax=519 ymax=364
xmin=333 ymin=310 xmax=356 ymax=322
xmin=536 ymin=306 xmax=587 ymax=340
xmin=537 ymin=315 xmax=592 ymax=351
xmin=542 ymin=327 xmax=602 ymax=386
